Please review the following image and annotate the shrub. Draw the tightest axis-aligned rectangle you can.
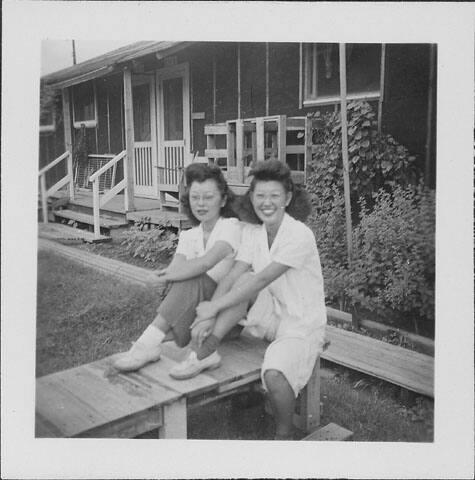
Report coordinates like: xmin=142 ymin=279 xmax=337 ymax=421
xmin=306 ymin=101 xmax=418 ymax=216
xmin=349 ymin=184 xmax=435 ymax=325
xmin=307 ymin=183 xmax=435 ymax=329
xmin=121 ymin=220 xmax=178 ymax=264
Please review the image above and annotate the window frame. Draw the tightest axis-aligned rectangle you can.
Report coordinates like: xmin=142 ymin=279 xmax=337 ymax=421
xmin=302 ymin=43 xmax=383 ymax=107
xmin=72 ymin=80 xmax=98 ymax=129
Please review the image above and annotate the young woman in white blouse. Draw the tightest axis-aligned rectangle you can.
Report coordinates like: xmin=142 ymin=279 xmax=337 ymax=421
xmin=180 ymin=160 xmax=327 ymax=440
xmin=114 ymin=163 xmax=241 ymax=372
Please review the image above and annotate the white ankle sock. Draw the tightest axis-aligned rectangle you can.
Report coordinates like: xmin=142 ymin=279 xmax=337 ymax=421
xmin=135 ymin=325 xmax=166 ymax=349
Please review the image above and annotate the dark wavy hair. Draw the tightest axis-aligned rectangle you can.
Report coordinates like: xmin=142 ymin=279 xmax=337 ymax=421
xmin=234 ymin=159 xmax=312 ymax=224
xmin=180 ymin=163 xmax=238 ymax=225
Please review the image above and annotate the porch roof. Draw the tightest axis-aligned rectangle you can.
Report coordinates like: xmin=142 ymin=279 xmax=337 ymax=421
xmin=42 ymin=41 xmax=191 ymax=89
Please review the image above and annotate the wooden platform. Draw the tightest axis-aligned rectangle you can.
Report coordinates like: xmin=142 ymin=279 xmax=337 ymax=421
xmin=35 ymin=334 xmax=320 ymax=439
xmin=322 ymin=325 xmax=434 ymax=398
xmin=54 ymin=209 xmax=129 ymax=229
xmin=126 ymin=208 xmax=192 ymax=230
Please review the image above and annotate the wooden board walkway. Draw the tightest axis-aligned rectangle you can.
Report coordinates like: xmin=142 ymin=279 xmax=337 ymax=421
xmin=35 ymin=334 xmax=318 ymax=438
xmin=322 ymin=325 xmax=434 ymax=397
xmin=38 ymin=238 xmax=161 ymax=287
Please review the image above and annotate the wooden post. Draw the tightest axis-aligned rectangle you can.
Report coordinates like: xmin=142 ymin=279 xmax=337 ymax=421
xmin=40 ymin=174 xmax=48 ymax=223
xmin=296 ymin=357 xmax=321 ymax=433
xmin=92 ymin=180 xmax=101 ymax=239
xmin=266 ymin=43 xmax=270 ymax=116
xmin=212 ymin=52 xmax=217 ymax=124
xmin=339 ymin=43 xmax=353 ymax=264
xmin=299 ymin=43 xmax=303 ymax=110
xmin=62 ymin=88 xmax=74 ymax=200
xmin=160 ymin=398 xmax=187 ymax=438
xmin=235 ymin=119 xmax=244 ymax=182
xmin=304 ymin=114 xmax=313 ymax=184
xmin=278 ymin=115 xmax=287 ymax=163
xmin=123 ymin=68 xmax=135 ymax=211
xmin=377 ymin=44 xmax=386 ymax=134
xmin=256 ymin=117 xmax=265 ymax=162
xmin=425 ymin=44 xmax=436 ymax=186
xmin=237 ymin=43 xmax=241 ymax=119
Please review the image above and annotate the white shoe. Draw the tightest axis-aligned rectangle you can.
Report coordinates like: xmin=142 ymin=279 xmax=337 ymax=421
xmin=169 ymin=350 xmax=221 ymax=380
xmin=113 ymin=343 xmax=161 ymax=372
xmin=113 ymin=325 xmax=164 ymax=372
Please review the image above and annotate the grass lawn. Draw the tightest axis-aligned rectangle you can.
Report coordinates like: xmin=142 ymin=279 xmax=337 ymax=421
xmin=36 ymin=248 xmax=433 ymax=441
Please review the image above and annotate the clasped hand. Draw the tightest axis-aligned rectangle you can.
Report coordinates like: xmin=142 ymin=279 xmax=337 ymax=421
xmin=154 ymin=267 xmax=171 ymax=284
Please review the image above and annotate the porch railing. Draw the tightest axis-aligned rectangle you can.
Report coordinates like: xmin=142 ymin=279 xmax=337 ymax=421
xmin=38 ymin=151 xmax=74 ymax=223
xmin=89 ymin=150 xmax=127 ymax=239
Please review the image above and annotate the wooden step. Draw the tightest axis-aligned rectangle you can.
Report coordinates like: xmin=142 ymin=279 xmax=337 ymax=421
xmin=53 ymin=209 xmax=128 ymax=229
xmin=303 ymin=423 xmax=353 ymax=441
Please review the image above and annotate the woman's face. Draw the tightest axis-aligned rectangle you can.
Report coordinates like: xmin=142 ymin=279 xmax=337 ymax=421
xmin=251 ymin=180 xmax=292 ymax=229
xmin=189 ymin=179 xmax=226 ymax=225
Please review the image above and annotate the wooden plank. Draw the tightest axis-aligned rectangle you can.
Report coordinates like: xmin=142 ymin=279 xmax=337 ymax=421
xmin=235 ymin=119 xmax=244 ymax=183
xmin=36 ymin=355 xmax=183 ymax=438
xmin=322 ymin=326 xmax=434 ymax=397
xmin=140 ymin=352 xmax=219 ymax=397
xmin=303 ymin=423 xmax=353 ymax=441
xmin=256 ymin=117 xmax=265 ymax=161
xmin=53 ymin=209 xmax=128 ymax=228
xmin=226 ymin=121 xmax=236 ymax=167
xmin=76 ymin=405 xmax=163 ymax=438
xmin=204 ymin=148 xmax=228 ymax=158
xmin=278 ymin=115 xmax=287 ymax=163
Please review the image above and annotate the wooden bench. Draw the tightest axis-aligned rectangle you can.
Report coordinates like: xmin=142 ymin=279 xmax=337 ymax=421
xmin=35 ymin=333 xmax=324 ymax=439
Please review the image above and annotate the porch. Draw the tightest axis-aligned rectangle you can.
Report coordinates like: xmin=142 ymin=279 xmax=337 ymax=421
xmin=51 ymin=189 xmax=191 ymax=231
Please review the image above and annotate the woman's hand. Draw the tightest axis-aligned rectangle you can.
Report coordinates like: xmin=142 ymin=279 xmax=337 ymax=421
xmin=195 ymin=301 xmax=219 ymax=322
xmin=154 ymin=267 xmax=171 ymax=284
xmin=191 ymin=318 xmax=216 ymax=348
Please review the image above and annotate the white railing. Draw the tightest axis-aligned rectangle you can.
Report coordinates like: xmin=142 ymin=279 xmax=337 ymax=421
xmin=38 ymin=151 xmax=74 ymax=223
xmin=89 ymin=150 xmax=127 ymax=239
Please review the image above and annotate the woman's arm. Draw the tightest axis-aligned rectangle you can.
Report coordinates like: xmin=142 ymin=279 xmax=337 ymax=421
xmin=156 ymin=240 xmax=234 ymax=282
xmin=195 ymin=261 xmax=289 ymax=321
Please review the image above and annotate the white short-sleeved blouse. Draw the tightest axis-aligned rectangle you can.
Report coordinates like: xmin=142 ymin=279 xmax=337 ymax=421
xmin=175 ymin=216 xmax=241 ymax=283
xmin=236 ymin=213 xmax=327 ymax=337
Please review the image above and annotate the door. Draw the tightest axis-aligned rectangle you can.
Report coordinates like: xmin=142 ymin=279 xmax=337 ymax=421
xmin=132 ymin=75 xmax=157 ymax=198
xmin=156 ymin=64 xmax=191 ymax=194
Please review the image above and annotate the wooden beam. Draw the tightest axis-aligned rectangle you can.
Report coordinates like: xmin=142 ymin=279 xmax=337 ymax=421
xmin=278 ymin=115 xmax=287 ymax=163
xmin=255 ymin=117 xmax=265 ymax=162
xmin=266 ymin=43 xmax=270 ymax=116
xmin=123 ymin=68 xmax=135 ymax=211
xmin=62 ymin=88 xmax=73 ymax=153
xmin=339 ymin=43 xmax=353 ymax=264
xmin=237 ymin=43 xmax=241 ymax=119
xmin=235 ymin=119 xmax=244 ymax=182
xmin=425 ymin=44 xmax=436 ymax=186
xmin=212 ymin=53 xmax=217 ymax=124
xmin=377 ymin=44 xmax=386 ymax=134
xmin=298 ymin=43 xmax=303 ymax=109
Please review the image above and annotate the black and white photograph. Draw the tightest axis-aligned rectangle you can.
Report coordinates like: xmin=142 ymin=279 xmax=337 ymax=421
xmin=2 ymin=2 xmax=474 ymax=479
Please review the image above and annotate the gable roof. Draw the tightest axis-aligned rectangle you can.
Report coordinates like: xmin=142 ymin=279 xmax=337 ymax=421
xmin=42 ymin=41 xmax=190 ymax=88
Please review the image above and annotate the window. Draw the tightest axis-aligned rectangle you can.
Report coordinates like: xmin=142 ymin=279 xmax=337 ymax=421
xmin=73 ymin=81 xmax=97 ymax=128
xmin=303 ymin=43 xmax=382 ymax=105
